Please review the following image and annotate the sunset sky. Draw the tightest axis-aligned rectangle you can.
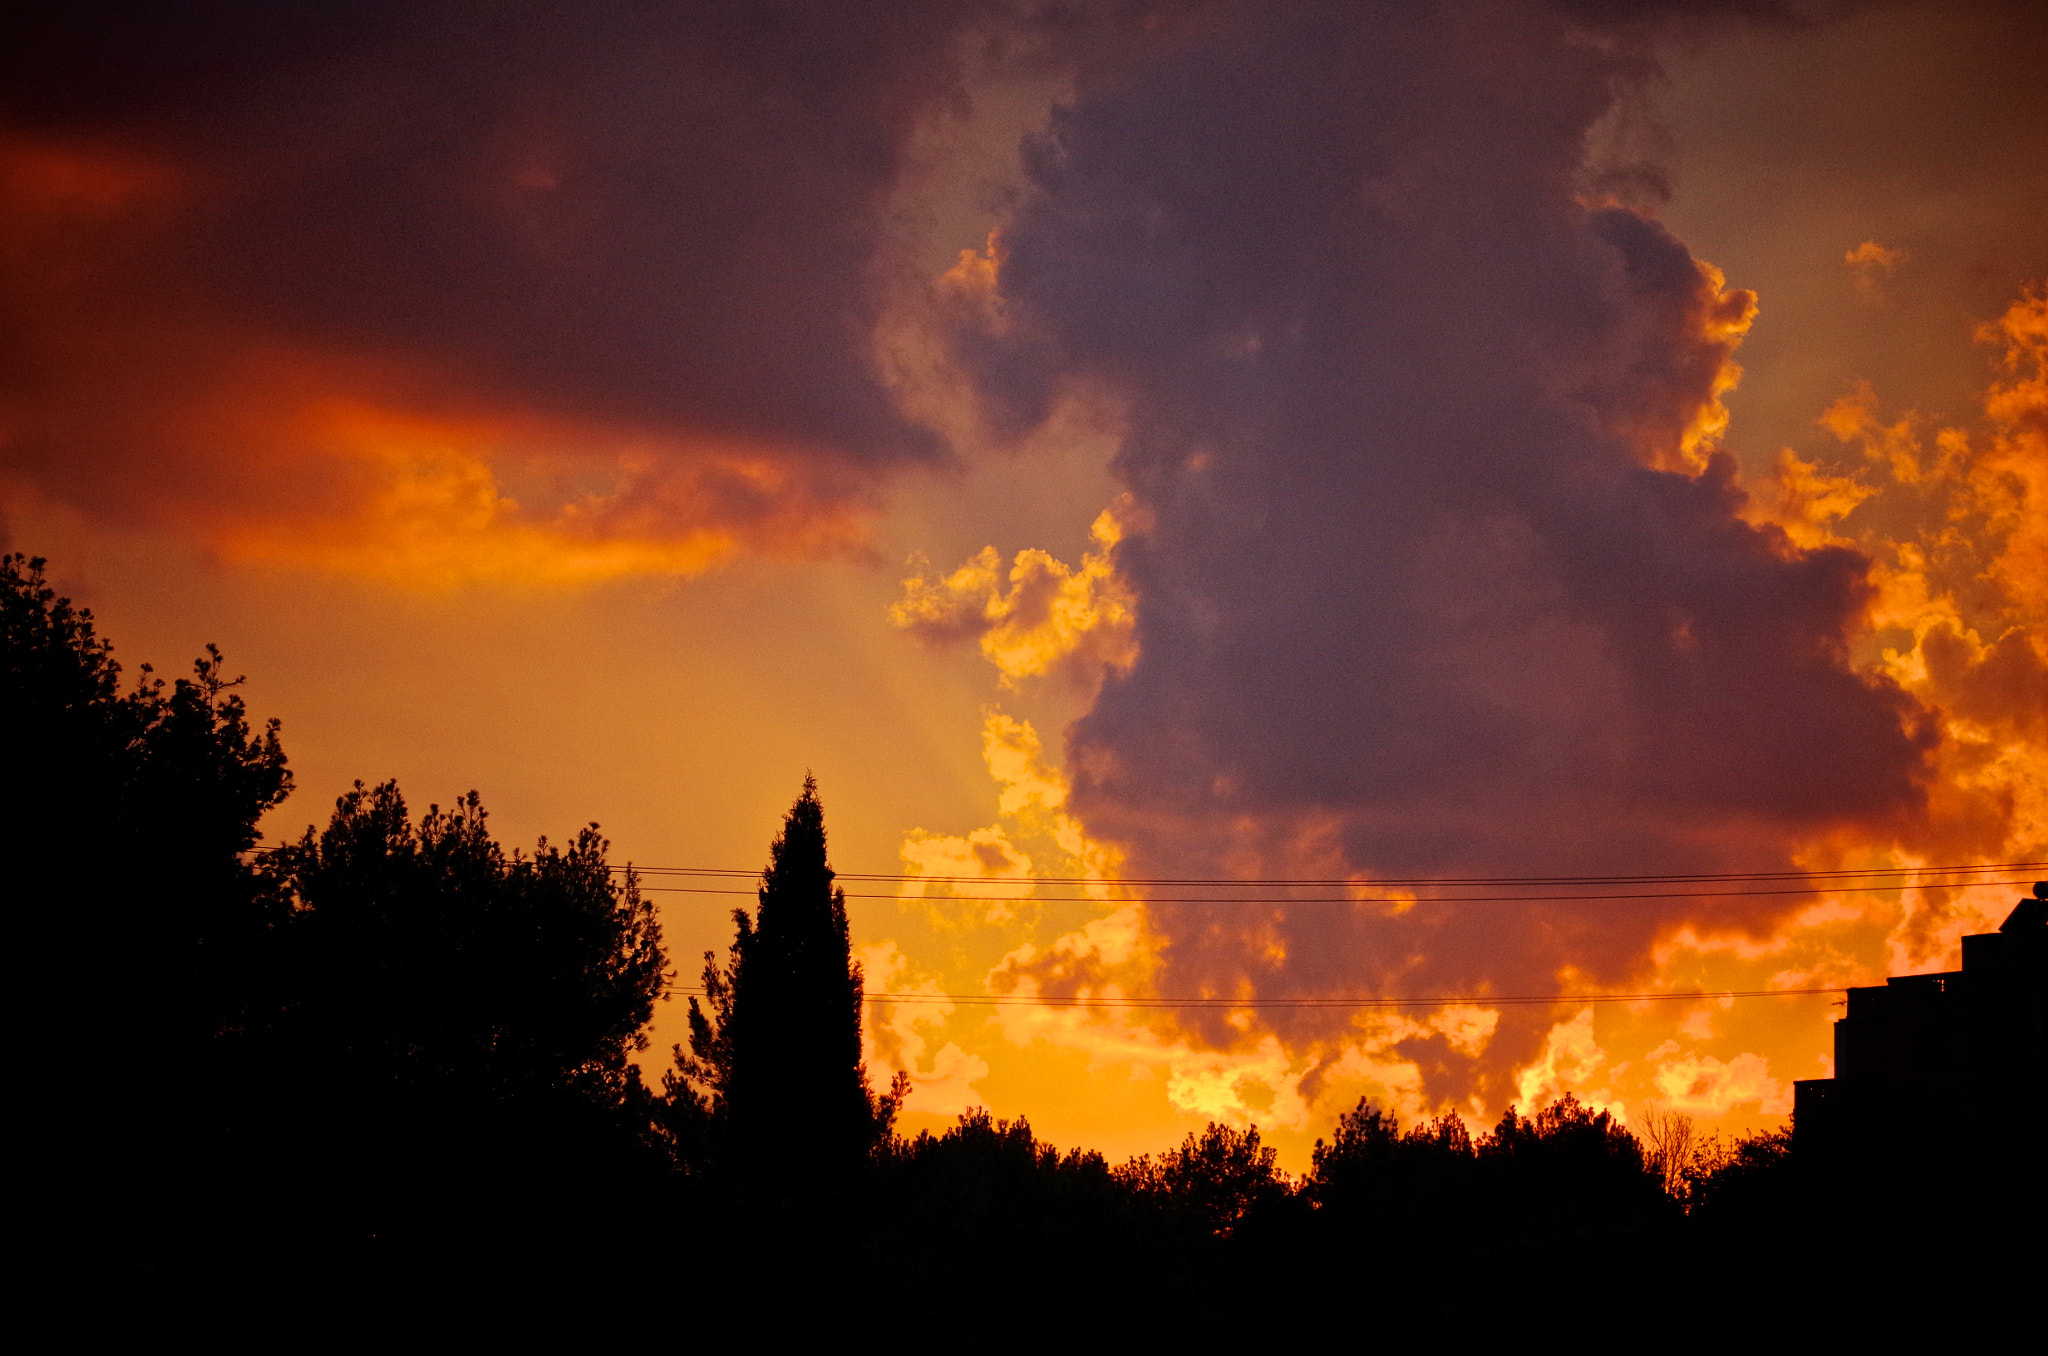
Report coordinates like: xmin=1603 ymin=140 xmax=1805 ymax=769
xmin=5 ymin=0 xmax=2044 ymax=1168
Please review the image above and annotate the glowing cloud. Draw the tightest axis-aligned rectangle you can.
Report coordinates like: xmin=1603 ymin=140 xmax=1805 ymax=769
xmin=890 ymin=503 xmax=1138 ymax=687
xmin=1765 ymin=287 xmax=2048 ymax=966
xmin=1514 ymin=1010 xmax=1618 ymax=1117
xmin=1844 ymin=240 xmax=1909 ymax=301
xmin=1646 ymin=1041 xmax=1789 ymax=1116
xmin=903 ymin=2 xmax=2047 ymax=1142
xmin=200 ymin=397 xmax=881 ymax=588
xmin=860 ymin=941 xmax=990 ymax=1118
xmin=0 ymin=6 xmax=977 ymax=579
xmin=886 ymin=708 xmax=1517 ymax=1134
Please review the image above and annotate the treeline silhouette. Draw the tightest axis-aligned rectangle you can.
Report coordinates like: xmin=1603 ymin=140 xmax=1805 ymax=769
xmin=4 ymin=554 xmax=2033 ymax=1321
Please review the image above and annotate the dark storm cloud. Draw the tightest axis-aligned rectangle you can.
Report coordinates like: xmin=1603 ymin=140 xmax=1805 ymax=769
xmin=0 ymin=1 xmax=980 ymax=551
xmin=1549 ymin=0 xmax=1856 ymax=28
xmin=950 ymin=0 xmax=1941 ymax=1099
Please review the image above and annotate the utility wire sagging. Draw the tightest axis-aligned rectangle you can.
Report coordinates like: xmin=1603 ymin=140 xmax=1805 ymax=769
xmin=632 ymin=880 xmax=2042 ymax=904
xmin=581 ymin=859 xmax=2048 ymax=905
xmin=612 ymin=860 xmax=2046 ymax=888
xmin=663 ymin=984 xmax=1847 ymax=1009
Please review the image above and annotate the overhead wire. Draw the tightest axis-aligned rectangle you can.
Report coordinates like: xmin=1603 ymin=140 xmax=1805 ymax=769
xmin=661 ymin=984 xmax=1845 ymax=1009
xmin=225 ymin=840 xmax=2035 ymax=1019
xmin=631 ymin=862 xmax=2026 ymax=1009
xmin=629 ymin=878 xmax=2040 ymax=904
xmin=234 ymin=847 xmax=2011 ymax=1011
xmin=239 ymin=840 xmax=2045 ymax=896
xmin=613 ymin=859 xmax=2047 ymax=888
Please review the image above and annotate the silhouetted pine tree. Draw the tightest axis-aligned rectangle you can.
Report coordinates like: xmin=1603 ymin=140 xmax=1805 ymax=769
xmin=267 ymin=780 xmax=669 ymax=1249
xmin=1118 ymin=1122 xmax=1294 ymax=1241
xmin=669 ymin=776 xmax=904 ymax=1187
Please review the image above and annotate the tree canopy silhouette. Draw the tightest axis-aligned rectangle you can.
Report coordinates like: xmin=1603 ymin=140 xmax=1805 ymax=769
xmin=16 ymin=548 xmax=2031 ymax=1314
xmin=669 ymin=775 xmax=905 ymax=1184
xmin=4 ymin=553 xmax=292 ymax=1255
xmin=1120 ymin=1121 xmax=1293 ymax=1241
xmin=3 ymin=553 xmax=292 ymax=1044
xmin=275 ymin=781 xmax=665 ymax=1109
xmin=265 ymin=779 xmax=668 ymax=1243
xmin=1477 ymin=1092 xmax=1670 ymax=1237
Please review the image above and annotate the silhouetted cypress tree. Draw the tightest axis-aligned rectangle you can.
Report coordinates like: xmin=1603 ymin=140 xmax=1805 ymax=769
xmin=671 ymin=776 xmax=903 ymax=1187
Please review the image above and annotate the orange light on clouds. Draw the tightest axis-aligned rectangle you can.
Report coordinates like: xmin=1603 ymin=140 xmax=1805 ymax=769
xmin=140 ymin=381 xmax=882 ymax=589
xmin=216 ymin=400 xmax=744 ymax=587
xmin=1673 ymin=261 xmax=1760 ymax=474
xmin=890 ymin=503 xmax=1137 ymax=686
xmin=845 ymin=283 xmax=2047 ymax=1162
xmin=0 ymin=134 xmax=179 ymax=218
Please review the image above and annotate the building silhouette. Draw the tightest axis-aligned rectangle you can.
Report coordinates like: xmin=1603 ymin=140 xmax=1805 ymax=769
xmin=1794 ymin=881 xmax=2047 ymax=1148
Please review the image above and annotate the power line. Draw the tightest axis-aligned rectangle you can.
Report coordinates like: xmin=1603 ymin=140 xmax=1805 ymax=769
xmin=241 ymin=840 xmax=2044 ymax=894
xmin=663 ymin=985 xmax=1843 ymax=1009
xmin=632 ymin=878 xmax=2039 ymax=904
xmin=616 ymin=860 xmax=2046 ymax=888
xmin=238 ymin=840 xmax=2044 ymax=903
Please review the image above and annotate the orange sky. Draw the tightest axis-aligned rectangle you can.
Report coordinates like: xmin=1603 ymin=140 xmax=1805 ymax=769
xmin=4 ymin=0 xmax=2043 ymax=1169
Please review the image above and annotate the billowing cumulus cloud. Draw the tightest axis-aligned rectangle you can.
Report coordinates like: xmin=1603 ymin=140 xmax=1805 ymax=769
xmin=1645 ymin=1039 xmax=1788 ymax=1115
xmin=0 ymin=1 xmax=979 ymax=580
xmin=889 ymin=502 xmax=1138 ymax=686
xmin=860 ymin=940 xmax=990 ymax=1118
xmin=928 ymin=0 xmax=2007 ymax=1116
xmin=1753 ymin=288 xmax=2048 ymax=967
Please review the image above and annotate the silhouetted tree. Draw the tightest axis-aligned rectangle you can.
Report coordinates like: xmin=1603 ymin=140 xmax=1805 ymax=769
xmin=869 ymin=1112 xmax=1124 ymax=1259
xmin=3 ymin=554 xmax=292 ymax=1036
xmin=858 ymin=1110 xmax=1180 ymax=1319
xmin=1478 ymin=1093 xmax=1671 ymax=1238
xmin=670 ymin=776 xmax=904 ymax=1187
xmin=1305 ymin=1099 xmax=1486 ymax=1311
xmin=1297 ymin=1096 xmax=1683 ymax=1329
xmin=1636 ymin=1105 xmax=1699 ymax=1199
xmin=1120 ymin=1121 xmax=1293 ymax=1240
xmin=1682 ymin=1126 xmax=1795 ymax=1224
xmin=266 ymin=780 xmax=668 ymax=1246
xmin=1310 ymin=1101 xmax=1478 ymax=1228
xmin=4 ymin=554 xmax=292 ymax=1257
